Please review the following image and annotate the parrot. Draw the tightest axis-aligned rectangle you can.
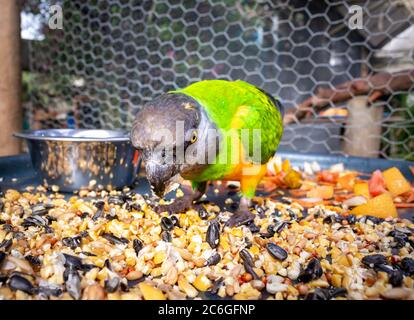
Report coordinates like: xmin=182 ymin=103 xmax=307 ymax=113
xmin=131 ymin=80 xmax=284 ymax=227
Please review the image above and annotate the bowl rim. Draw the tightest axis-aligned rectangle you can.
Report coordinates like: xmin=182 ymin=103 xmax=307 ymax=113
xmin=14 ymin=129 xmax=131 ymax=142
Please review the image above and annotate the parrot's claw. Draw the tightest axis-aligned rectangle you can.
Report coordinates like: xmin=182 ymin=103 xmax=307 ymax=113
xmin=225 ymin=209 xmax=255 ymax=227
xmin=155 ymin=196 xmax=193 ymax=214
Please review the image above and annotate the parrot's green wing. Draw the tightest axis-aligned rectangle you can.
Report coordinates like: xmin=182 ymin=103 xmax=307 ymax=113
xmin=172 ymin=80 xmax=283 ymax=164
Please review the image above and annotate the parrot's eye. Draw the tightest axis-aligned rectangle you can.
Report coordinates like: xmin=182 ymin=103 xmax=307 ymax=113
xmin=190 ymin=131 xmax=198 ymax=144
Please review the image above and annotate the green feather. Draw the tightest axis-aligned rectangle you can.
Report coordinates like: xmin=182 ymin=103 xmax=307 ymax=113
xmin=170 ymin=80 xmax=283 ymax=181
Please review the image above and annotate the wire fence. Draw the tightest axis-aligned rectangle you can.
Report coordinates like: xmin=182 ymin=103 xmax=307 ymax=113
xmin=22 ymin=0 xmax=414 ymax=160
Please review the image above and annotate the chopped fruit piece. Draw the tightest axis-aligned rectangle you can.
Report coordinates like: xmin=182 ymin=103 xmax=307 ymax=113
xmin=351 ymin=193 xmax=398 ymax=218
xmin=282 ymin=159 xmax=291 ymax=173
xmin=283 ymin=169 xmax=302 ymax=189
xmin=368 ymin=170 xmax=387 ymax=197
xmin=318 ymin=170 xmax=339 ymax=184
xmin=306 ymin=185 xmax=334 ymax=200
xmin=337 ymin=173 xmax=356 ymax=191
xmin=382 ymin=167 xmax=412 ymax=197
xmin=354 ymin=182 xmax=370 ymax=199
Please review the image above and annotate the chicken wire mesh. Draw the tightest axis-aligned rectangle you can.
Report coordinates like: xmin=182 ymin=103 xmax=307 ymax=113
xmin=22 ymin=0 xmax=414 ymax=160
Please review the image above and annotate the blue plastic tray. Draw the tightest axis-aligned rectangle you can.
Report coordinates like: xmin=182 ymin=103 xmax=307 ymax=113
xmin=0 ymin=152 xmax=413 ymax=218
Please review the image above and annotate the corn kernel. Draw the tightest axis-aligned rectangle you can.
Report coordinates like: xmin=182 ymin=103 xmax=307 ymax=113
xmin=139 ymin=283 xmax=166 ymax=300
xmin=193 ymin=274 xmax=212 ymax=292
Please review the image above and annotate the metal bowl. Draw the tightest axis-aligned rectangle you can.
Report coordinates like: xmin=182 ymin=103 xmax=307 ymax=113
xmin=14 ymin=129 xmax=140 ymax=192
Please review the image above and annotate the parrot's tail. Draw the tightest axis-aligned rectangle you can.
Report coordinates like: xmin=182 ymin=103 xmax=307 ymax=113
xmin=256 ymin=86 xmax=285 ymax=118
xmin=273 ymin=98 xmax=285 ymax=118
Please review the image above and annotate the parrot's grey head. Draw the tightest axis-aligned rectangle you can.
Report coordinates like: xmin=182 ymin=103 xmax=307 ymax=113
xmin=131 ymin=93 xmax=215 ymax=197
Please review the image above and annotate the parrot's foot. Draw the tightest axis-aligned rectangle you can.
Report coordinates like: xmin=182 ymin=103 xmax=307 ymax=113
xmin=225 ymin=209 xmax=255 ymax=227
xmin=155 ymin=195 xmax=193 ymax=214
xmin=154 ymin=183 xmax=206 ymax=215
xmin=225 ymin=197 xmax=255 ymax=227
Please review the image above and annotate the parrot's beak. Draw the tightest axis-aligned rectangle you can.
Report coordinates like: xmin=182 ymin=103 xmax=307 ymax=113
xmin=145 ymin=160 xmax=179 ymax=198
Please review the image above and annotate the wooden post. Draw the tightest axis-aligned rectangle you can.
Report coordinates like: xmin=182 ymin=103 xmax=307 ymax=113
xmin=0 ymin=0 xmax=22 ymax=156
xmin=343 ymin=96 xmax=384 ymax=158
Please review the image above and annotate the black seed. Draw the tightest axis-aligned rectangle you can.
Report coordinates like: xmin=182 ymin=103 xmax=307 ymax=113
xmin=0 ymin=275 xmax=7 ymax=284
xmin=266 ymin=243 xmax=288 ymax=261
xmin=37 ymin=285 xmax=62 ymax=297
xmin=3 ymin=224 xmax=12 ymax=232
xmin=266 ymin=224 xmax=276 ymax=236
xmin=388 ymin=231 xmax=408 ymax=249
xmin=389 ymin=269 xmax=403 ymax=287
xmin=0 ymin=239 xmax=12 ymax=251
xmin=80 ymin=230 xmax=89 ymax=238
xmin=65 ymin=265 xmax=81 ymax=300
xmin=206 ymin=253 xmax=221 ymax=266
xmin=81 ymin=251 xmax=96 ymax=257
xmin=227 ymin=183 xmax=239 ymax=190
xmin=394 ymin=226 xmax=413 ymax=235
xmin=400 ymin=257 xmax=414 ymax=276
xmin=120 ymin=281 xmax=129 ymax=292
xmin=22 ymin=216 xmax=48 ymax=228
xmin=346 ymin=214 xmax=357 ymax=224
xmin=254 ymin=205 xmax=266 ymax=219
xmin=209 ymin=277 xmax=224 ymax=295
xmin=127 ymin=277 xmax=145 ymax=288
xmin=0 ymin=252 xmax=5 ymax=266
xmin=160 ymin=217 xmax=174 ymax=231
xmin=243 ymin=261 xmax=260 ymax=280
xmin=81 ymin=263 xmax=98 ymax=272
xmin=104 ymin=259 xmax=112 ymax=271
xmin=75 ymin=211 xmax=86 ymax=219
xmin=198 ymin=207 xmax=209 ymax=220
xmin=287 ymin=209 xmax=297 ymax=219
xmin=92 ymin=208 xmax=103 ymax=221
xmin=323 ymin=216 xmax=334 ymax=224
xmin=8 ymin=274 xmax=34 ymax=294
xmin=206 ymin=221 xmax=220 ymax=249
xmin=62 ymin=236 xmax=82 ymax=249
xmin=108 ymin=196 xmax=124 ymax=205
xmin=247 ymin=222 xmax=260 ymax=233
xmin=305 ymin=287 xmax=347 ymax=300
xmin=31 ymin=204 xmax=50 ymax=216
xmin=360 ymin=215 xmax=384 ymax=224
xmin=280 ymin=198 xmax=292 ymax=205
xmin=259 ymin=232 xmax=273 ymax=238
xmin=63 ymin=254 xmax=83 ymax=270
xmin=92 ymin=201 xmax=105 ymax=220
xmin=271 ymin=209 xmax=281 ymax=217
xmin=44 ymin=226 xmax=54 ymax=234
xmin=13 ymin=232 xmax=25 ymax=240
xmin=362 ymin=254 xmax=387 ymax=268
xmin=105 ymin=214 xmax=118 ymax=221
xmin=274 ymin=221 xmax=289 ymax=233
xmin=298 ymin=258 xmax=323 ymax=283
xmin=102 ymin=232 xmax=129 ymax=245
xmin=374 ymin=264 xmax=394 ymax=274
xmin=133 ymin=239 xmax=143 ymax=256
xmin=104 ymin=277 xmax=120 ymax=293
xmin=244 ymin=238 xmax=252 ymax=248
xmin=239 ymin=249 xmax=254 ymax=267
xmin=170 ymin=215 xmax=179 ymax=227
xmin=46 ymin=216 xmax=57 ymax=224
xmin=161 ymin=231 xmax=172 ymax=242
xmin=128 ymin=202 xmax=141 ymax=211
xmin=25 ymin=255 xmax=41 ymax=267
